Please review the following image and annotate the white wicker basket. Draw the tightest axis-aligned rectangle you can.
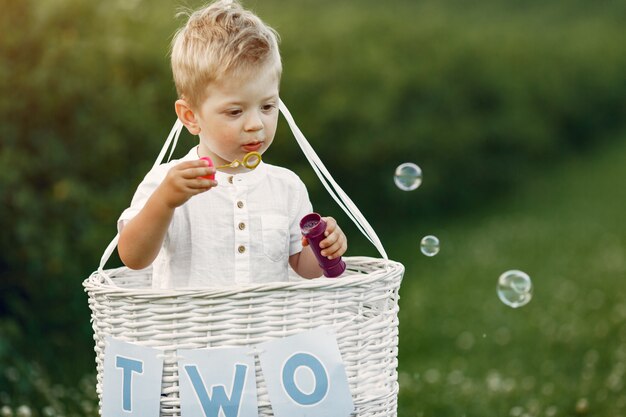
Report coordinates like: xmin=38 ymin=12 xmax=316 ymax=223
xmin=85 ymin=100 xmax=405 ymax=416
xmin=84 ymin=257 xmax=404 ymax=416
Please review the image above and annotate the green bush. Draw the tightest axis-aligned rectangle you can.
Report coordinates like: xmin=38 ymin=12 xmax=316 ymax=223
xmin=1 ymin=0 xmax=625 ymax=408
xmin=270 ymin=1 xmax=626 ymax=222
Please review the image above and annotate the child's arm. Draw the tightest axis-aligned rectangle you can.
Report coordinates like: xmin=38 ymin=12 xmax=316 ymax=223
xmin=118 ymin=160 xmax=216 ymax=270
xmin=289 ymin=216 xmax=347 ymax=279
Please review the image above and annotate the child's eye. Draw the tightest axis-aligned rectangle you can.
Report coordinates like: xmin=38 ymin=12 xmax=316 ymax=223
xmin=226 ymin=109 xmax=242 ymax=117
xmin=262 ymin=104 xmax=276 ymax=112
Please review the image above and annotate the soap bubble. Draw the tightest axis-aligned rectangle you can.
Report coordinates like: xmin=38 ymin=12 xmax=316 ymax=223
xmin=497 ymin=270 xmax=533 ymax=308
xmin=394 ymin=162 xmax=422 ymax=191
xmin=420 ymin=235 xmax=440 ymax=257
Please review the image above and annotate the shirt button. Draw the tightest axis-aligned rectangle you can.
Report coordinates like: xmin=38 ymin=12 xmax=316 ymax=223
xmin=238 ymin=222 xmax=246 ymax=230
xmin=228 ymin=176 xmax=233 ymax=184
xmin=237 ymin=201 xmax=244 ymax=209
xmin=238 ymin=245 xmax=246 ymax=253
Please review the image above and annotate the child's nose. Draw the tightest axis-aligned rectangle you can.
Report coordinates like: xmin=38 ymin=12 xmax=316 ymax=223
xmin=244 ymin=111 xmax=264 ymax=132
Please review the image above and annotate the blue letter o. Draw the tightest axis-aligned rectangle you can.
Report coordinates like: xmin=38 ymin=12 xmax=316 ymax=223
xmin=282 ymin=353 xmax=329 ymax=405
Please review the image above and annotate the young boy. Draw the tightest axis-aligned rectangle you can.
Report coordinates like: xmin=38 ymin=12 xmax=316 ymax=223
xmin=117 ymin=0 xmax=347 ymax=288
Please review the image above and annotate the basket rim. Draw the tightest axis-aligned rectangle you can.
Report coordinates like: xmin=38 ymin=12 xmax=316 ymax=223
xmin=83 ymin=256 xmax=404 ymax=298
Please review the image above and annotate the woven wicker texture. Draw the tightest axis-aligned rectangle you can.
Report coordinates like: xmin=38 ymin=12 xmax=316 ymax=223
xmin=84 ymin=256 xmax=404 ymax=416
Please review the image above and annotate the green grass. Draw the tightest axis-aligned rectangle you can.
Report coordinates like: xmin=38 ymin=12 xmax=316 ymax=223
xmin=393 ymin=136 xmax=626 ymax=416
xmin=1 ymin=142 xmax=624 ymax=416
xmin=2 ymin=1 xmax=626 ymax=415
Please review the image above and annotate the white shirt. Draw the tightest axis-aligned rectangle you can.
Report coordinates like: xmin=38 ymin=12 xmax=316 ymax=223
xmin=118 ymin=147 xmax=313 ymax=288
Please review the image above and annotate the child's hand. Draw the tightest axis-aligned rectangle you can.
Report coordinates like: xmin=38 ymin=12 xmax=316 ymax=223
xmin=157 ymin=160 xmax=217 ymax=208
xmin=302 ymin=216 xmax=347 ymax=260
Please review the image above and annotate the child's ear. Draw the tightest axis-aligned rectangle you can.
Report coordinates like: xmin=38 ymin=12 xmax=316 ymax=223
xmin=175 ymin=99 xmax=201 ymax=135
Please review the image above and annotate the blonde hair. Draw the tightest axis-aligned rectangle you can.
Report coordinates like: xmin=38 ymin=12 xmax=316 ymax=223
xmin=171 ymin=0 xmax=282 ymax=109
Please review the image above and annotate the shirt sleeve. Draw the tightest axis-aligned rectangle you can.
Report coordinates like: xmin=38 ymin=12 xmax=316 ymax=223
xmin=288 ymin=177 xmax=313 ymax=256
xmin=117 ymin=166 xmax=168 ymax=233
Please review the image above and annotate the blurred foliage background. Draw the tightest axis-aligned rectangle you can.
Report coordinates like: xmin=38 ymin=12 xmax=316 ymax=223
xmin=1 ymin=0 xmax=625 ymax=415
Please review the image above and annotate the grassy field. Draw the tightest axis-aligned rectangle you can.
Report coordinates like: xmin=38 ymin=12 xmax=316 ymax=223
xmin=2 ymin=142 xmax=625 ymax=417
xmin=2 ymin=1 xmax=626 ymax=415
xmin=393 ymin=136 xmax=626 ymax=416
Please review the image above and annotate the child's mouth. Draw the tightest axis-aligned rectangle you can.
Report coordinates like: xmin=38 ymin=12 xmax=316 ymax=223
xmin=242 ymin=142 xmax=262 ymax=152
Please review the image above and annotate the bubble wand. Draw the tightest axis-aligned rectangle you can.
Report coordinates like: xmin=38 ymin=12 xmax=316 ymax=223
xmin=199 ymin=151 xmax=262 ymax=179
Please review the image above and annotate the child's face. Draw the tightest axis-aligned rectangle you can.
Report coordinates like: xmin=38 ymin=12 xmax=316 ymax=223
xmin=194 ymin=62 xmax=280 ymax=168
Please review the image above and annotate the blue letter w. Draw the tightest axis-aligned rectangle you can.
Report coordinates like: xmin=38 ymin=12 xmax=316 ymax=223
xmin=184 ymin=364 xmax=248 ymax=417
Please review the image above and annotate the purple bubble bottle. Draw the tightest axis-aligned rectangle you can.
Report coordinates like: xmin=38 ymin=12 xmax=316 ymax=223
xmin=300 ymin=213 xmax=346 ymax=278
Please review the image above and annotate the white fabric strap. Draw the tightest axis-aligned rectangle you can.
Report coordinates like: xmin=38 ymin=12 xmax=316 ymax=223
xmin=97 ymin=234 xmax=118 ymax=284
xmin=278 ymin=100 xmax=387 ymax=260
xmin=98 ymin=120 xmax=185 ymax=276
xmin=98 ymin=100 xmax=387 ymax=274
xmin=154 ymin=118 xmax=185 ymax=170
